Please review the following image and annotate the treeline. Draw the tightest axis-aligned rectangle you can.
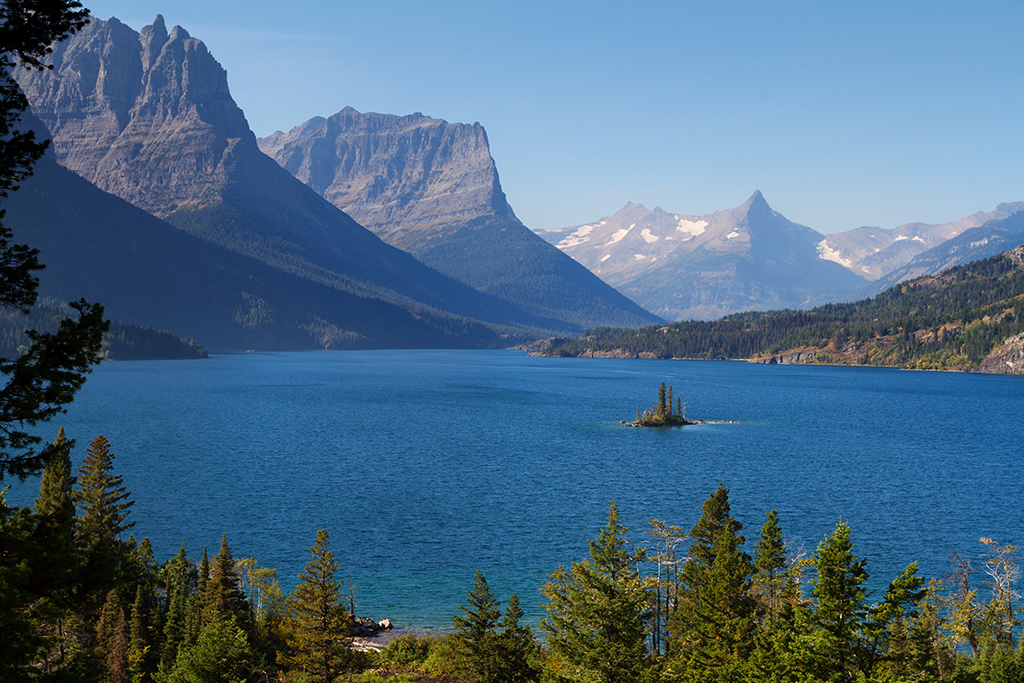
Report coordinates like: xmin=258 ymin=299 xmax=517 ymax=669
xmin=382 ymin=490 xmax=1024 ymax=683
xmin=0 ymin=299 xmax=207 ymax=360
xmin=0 ymin=430 xmax=368 ymax=682
xmin=6 ymin=433 xmax=1024 ymax=683
xmin=544 ymin=246 xmax=1024 ymax=370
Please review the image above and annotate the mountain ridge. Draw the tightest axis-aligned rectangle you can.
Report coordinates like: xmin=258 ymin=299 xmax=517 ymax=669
xmin=257 ymin=106 xmax=662 ymax=329
xmin=14 ymin=14 xmax=592 ymax=341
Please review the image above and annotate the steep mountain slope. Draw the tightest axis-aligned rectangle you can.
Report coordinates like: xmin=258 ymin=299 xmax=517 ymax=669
xmin=542 ymin=192 xmax=867 ymax=320
xmin=257 ymin=108 xmax=661 ymax=329
xmin=4 ymin=148 xmax=520 ymax=350
xmin=14 ymin=14 xmax=566 ymax=338
xmin=817 ymin=202 xmax=1024 ymax=280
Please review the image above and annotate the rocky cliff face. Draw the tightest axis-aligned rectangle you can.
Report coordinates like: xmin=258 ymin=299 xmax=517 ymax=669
xmin=14 ymin=15 xmax=592 ymax=340
xmin=541 ymin=192 xmax=869 ymax=320
xmin=16 ymin=15 xmax=251 ymax=215
xmin=258 ymin=109 xmax=520 ymax=250
xmin=258 ymin=108 xmax=662 ymax=330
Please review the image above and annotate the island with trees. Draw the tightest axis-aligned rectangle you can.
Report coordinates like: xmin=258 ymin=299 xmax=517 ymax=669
xmin=626 ymin=382 xmax=695 ymax=427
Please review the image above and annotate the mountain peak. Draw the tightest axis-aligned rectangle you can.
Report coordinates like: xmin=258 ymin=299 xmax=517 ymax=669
xmin=257 ymin=107 xmax=521 ymax=238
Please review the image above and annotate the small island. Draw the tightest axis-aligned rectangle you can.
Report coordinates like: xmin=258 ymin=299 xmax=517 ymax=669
xmin=625 ymin=382 xmax=695 ymax=427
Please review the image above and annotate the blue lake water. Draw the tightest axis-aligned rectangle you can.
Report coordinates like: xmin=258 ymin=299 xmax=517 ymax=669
xmin=6 ymin=350 xmax=1024 ymax=630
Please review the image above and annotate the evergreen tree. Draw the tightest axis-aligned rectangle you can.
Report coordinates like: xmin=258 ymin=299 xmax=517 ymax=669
xmin=76 ymin=435 xmax=135 ymax=550
xmin=668 ymin=484 xmax=755 ymax=681
xmin=167 ymin=610 xmax=258 ymax=683
xmin=453 ymin=570 xmax=503 ymax=681
xmin=202 ymin=533 xmax=252 ymax=634
xmin=657 ymin=382 xmax=667 ymax=417
xmin=752 ymin=509 xmax=789 ymax=623
xmin=75 ymin=435 xmax=135 ymax=613
xmin=30 ymin=428 xmax=83 ymax=674
xmin=95 ymin=588 xmax=131 ymax=683
xmin=541 ymin=502 xmax=652 ymax=683
xmin=497 ymin=593 xmax=540 ymax=683
xmin=810 ymin=522 xmax=868 ymax=682
xmin=278 ymin=529 xmax=355 ymax=683
xmin=0 ymin=0 xmax=107 ymax=484
xmin=160 ymin=544 xmax=197 ymax=669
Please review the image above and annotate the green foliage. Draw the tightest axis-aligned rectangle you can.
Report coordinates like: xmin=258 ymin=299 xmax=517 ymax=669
xmin=376 ymin=632 xmax=433 ymax=672
xmin=544 ymin=247 xmax=1024 ymax=371
xmin=453 ymin=571 xmax=540 ymax=683
xmin=667 ymin=484 xmax=756 ymax=682
xmin=166 ymin=610 xmax=259 ymax=683
xmin=278 ymin=528 xmax=357 ymax=682
xmin=634 ymin=382 xmax=691 ymax=426
xmin=541 ymin=502 xmax=653 ymax=683
xmin=810 ymin=522 xmax=869 ymax=682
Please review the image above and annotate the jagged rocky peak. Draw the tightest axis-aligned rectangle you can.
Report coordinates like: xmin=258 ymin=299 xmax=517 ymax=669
xmin=257 ymin=107 xmax=520 ymax=235
xmin=15 ymin=14 xmax=255 ymax=215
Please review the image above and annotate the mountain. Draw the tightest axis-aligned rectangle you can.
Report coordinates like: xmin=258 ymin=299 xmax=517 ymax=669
xmin=541 ymin=192 xmax=868 ymax=320
xmin=868 ymin=210 xmax=1024 ymax=294
xmin=257 ymin=108 xmax=661 ymax=330
xmin=13 ymin=14 xmax=574 ymax=341
xmin=4 ymin=143 xmax=523 ymax=350
xmin=817 ymin=202 xmax=1024 ymax=280
xmin=540 ymin=244 xmax=1024 ymax=375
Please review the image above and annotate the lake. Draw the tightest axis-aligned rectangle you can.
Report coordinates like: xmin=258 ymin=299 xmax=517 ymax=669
xmin=6 ymin=350 xmax=1024 ymax=630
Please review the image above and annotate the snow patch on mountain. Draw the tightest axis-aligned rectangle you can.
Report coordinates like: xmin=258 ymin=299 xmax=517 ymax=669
xmin=677 ymin=218 xmax=708 ymax=236
xmin=607 ymin=227 xmax=632 ymax=245
xmin=640 ymin=228 xmax=659 ymax=243
xmin=817 ymin=239 xmax=854 ymax=269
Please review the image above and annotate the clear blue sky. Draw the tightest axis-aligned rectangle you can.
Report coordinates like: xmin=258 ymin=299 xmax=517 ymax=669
xmin=81 ymin=1 xmax=1023 ymax=234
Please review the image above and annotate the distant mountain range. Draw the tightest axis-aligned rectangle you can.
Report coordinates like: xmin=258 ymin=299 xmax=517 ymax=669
xmin=257 ymin=107 xmax=659 ymax=329
xmin=539 ymin=244 xmax=1024 ymax=375
xmin=10 ymin=15 xmax=660 ymax=348
xmin=539 ymin=194 xmax=1024 ymax=320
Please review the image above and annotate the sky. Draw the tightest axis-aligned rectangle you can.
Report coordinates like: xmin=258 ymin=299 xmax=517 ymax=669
xmin=80 ymin=0 xmax=1023 ymax=234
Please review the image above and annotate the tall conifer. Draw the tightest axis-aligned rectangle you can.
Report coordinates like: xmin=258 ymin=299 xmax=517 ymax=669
xmin=278 ymin=529 xmax=354 ymax=682
xmin=541 ymin=502 xmax=652 ymax=683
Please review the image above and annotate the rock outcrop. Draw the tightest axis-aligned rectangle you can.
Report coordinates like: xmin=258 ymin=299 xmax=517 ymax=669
xmin=978 ymin=333 xmax=1024 ymax=375
xmin=258 ymin=108 xmax=662 ymax=330
xmin=14 ymin=15 xmax=588 ymax=340
xmin=259 ymin=109 xmax=519 ymax=251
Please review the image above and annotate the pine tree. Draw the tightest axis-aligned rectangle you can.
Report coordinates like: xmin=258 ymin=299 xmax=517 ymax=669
xmin=95 ymin=588 xmax=131 ymax=683
xmin=752 ymin=509 xmax=789 ymax=622
xmin=278 ymin=529 xmax=354 ymax=683
xmin=657 ymin=382 xmax=667 ymax=417
xmin=202 ymin=533 xmax=252 ymax=633
xmin=76 ymin=435 xmax=135 ymax=549
xmin=30 ymin=428 xmax=83 ymax=674
xmin=454 ymin=570 xmax=503 ymax=681
xmin=168 ymin=610 xmax=258 ymax=683
xmin=668 ymin=485 xmax=755 ymax=681
xmin=541 ymin=502 xmax=652 ymax=683
xmin=810 ymin=522 xmax=868 ymax=682
xmin=497 ymin=594 xmax=540 ymax=683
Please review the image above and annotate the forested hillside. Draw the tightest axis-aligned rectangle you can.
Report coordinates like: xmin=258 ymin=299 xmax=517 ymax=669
xmin=543 ymin=245 xmax=1024 ymax=372
xmin=0 ymin=299 xmax=207 ymax=360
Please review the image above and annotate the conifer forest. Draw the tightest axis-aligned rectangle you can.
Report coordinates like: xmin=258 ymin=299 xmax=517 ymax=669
xmin=3 ymin=3 xmax=1024 ymax=683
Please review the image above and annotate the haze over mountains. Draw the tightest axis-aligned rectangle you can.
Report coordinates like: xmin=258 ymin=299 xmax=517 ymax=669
xmin=540 ymin=194 xmax=1024 ymax=320
xmin=11 ymin=15 xmax=659 ymax=349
